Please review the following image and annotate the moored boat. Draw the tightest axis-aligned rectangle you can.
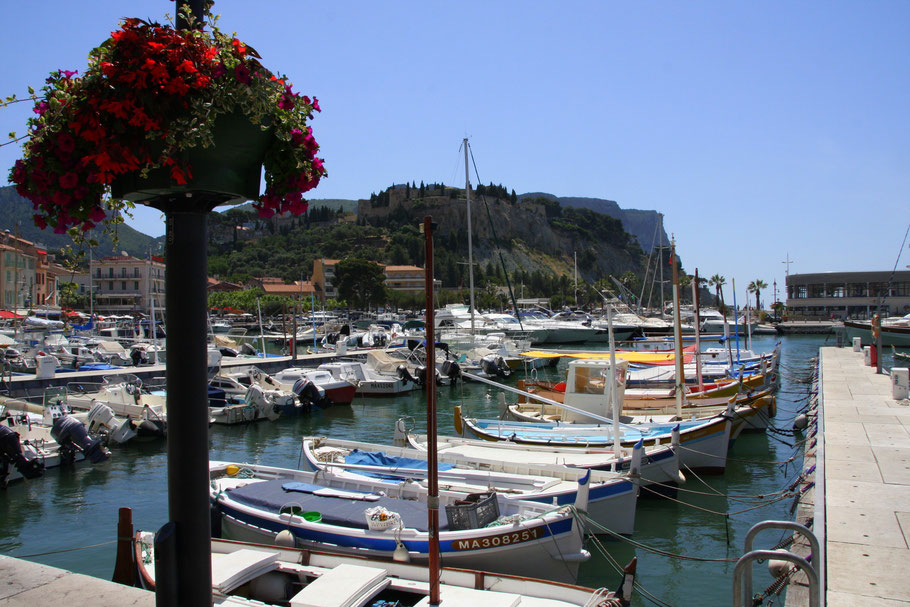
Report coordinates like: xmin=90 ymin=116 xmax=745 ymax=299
xmin=209 ymin=460 xmax=591 ymax=584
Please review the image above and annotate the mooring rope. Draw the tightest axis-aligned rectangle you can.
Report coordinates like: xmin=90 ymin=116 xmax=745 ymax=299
xmin=13 ymin=539 xmax=116 ymax=558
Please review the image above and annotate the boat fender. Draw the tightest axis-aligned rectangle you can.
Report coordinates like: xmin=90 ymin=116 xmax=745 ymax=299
xmin=0 ymin=425 xmax=45 ymax=480
xmin=393 ymin=539 xmax=411 ymax=562
xmin=767 ymin=549 xmax=794 ymax=578
xmin=793 ymin=413 xmax=808 ymax=431
xmin=393 ymin=418 xmax=407 ymax=444
xmin=50 ymin=416 xmax=111 ymax=464
xmin=274 ymin=529 xmax=296 ymax=548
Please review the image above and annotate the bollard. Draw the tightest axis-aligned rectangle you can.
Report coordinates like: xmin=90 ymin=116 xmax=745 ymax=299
xmin=852 ymin=337 xmax=862 ymax=352
xmin=893 ymin=368 xmax=909 ymax=400
xmin=864 ymin=346 xmax=872 ymax=366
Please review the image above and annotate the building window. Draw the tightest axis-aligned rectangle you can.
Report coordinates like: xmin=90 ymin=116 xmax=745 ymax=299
xmin=134 ymin=281 xmax=139 ymax=290
xmin=108 ymin=268 xmax=114 ymax=278
xmin=108 ymin=281 xmax=113 ymax=290
xmin=121 ymin=281 xmax=126 ymax=290
xmin=134 ymin=268 xmax=140 ymax=278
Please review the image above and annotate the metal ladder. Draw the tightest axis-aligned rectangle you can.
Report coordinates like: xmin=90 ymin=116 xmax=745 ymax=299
xmin=733 ymin=520 xmax=820 ymax=607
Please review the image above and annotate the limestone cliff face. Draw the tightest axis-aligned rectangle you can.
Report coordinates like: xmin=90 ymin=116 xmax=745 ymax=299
xmin=358 ymin=187 xmax=644 ymax=280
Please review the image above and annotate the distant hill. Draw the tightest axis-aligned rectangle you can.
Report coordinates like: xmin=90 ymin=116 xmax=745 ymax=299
xmin=0 ymin=185 xmax=163 ymax=256
xmin=519 ymin=193 xmax=667 ymax=253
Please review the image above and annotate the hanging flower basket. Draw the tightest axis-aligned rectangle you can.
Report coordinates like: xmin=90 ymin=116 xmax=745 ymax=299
xmin=8 ymin=10 xmax=326 ymax=233
xmin=109 ymin=110 xmax=273 ymax=206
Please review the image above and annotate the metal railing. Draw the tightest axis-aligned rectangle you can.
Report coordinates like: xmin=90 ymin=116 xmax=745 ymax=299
xmin=733 ymin=520 xmax=821 ymax=607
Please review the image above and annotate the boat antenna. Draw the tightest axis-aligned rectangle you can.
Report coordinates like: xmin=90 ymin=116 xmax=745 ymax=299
xmin=422 ymin=216 xmax=441 ymax=606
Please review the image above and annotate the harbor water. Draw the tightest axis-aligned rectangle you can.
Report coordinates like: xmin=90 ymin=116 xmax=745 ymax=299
xmin=0 ymin=334 xmax=853 ymax=605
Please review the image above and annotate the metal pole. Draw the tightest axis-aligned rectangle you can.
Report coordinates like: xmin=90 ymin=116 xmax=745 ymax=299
xmin=423 ymin=216 xmax=440 ymax=606
xmin=159 ymin=205 xmax=213 ymax=607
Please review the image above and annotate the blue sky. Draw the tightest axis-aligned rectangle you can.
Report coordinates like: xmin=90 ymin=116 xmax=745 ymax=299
xmin=2 ymin=1 xmax=908 ymax=305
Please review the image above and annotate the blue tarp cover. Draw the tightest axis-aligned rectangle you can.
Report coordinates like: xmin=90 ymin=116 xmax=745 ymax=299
xmin=343 ymin=449 xmax=454 ymax=480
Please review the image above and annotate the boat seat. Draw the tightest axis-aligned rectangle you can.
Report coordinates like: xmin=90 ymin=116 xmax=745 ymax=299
xmin=289 ymin=563 xmax=389 ymax=607
xmin=211 ymin=548 xmax=280 ymax=594
xmin=414 ymin=585 xmax=522 ymax=607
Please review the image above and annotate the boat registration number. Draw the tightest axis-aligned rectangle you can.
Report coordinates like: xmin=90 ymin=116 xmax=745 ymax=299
xmin=452 ymin=527 xmax=542 ymax=551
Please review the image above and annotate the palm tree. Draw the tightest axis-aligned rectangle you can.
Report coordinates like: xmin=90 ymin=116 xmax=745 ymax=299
xmin=748 ymin=279 xmax=768 ymax=311
xmin=708 ymin=274 xmax=727 ymax=315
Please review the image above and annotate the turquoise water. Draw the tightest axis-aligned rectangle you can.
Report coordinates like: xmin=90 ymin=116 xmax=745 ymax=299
xmin=0 ymin=334 xmax=852 ymax=605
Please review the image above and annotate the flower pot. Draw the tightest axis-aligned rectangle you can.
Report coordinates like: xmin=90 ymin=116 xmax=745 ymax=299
xmin=110 ymin=112 xmax=273 ymax=206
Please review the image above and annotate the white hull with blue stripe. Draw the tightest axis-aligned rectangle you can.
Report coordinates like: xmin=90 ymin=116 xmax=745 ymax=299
xmin=300 ymin=436 xmax=639 ymax=535
xmin=210 ymin=460 xmax=589 ymax=584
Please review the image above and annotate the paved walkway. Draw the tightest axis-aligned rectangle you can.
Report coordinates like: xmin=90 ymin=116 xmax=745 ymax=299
xmin=821 ymin=347 xmax=910 ymax=605
xmin=0 ymin=555 xmax=154 ymax=606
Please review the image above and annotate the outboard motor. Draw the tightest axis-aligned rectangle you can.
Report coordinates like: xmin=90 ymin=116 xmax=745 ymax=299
xmin=87 ymin=403 xmax=137 ymax=445
xmin=397 ymin=365 xmax=417 ymax=386
xmin=240 ymin=343 xmax=260 ymax=357
xmin=441 ymin=360 xmax=462 ymax=385
xmin=0 ymin=425 xmax=45 ymax=484
xmin=292 ymin=378 xmax=328 ymax=411
xmin=50 ymin=416 xmax=110 ymax=465
xmin=219 ymin=346 xmax=239 ymax=358
xmin=481 ymin=355 xmax=511 ymax=378
xmin=415 ymin=365 xmax=429 ymax=386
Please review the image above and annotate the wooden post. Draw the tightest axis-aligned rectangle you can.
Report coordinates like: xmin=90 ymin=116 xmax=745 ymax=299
xmin=112 ymin=507 xmax=135 ymax=586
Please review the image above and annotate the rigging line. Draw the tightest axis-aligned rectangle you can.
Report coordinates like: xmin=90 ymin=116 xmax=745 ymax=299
xmin=879 ymin=221 xmax=910 ymax=312
xmin=466 ymin=143 xmax=523 ymax=330
xmin=14 ymin=539 xmax=116 ymax=558
xmin=581 ymin=512 xmax=740 ymax=563
xmin=678 ymin=444 xmax=799 ymax=467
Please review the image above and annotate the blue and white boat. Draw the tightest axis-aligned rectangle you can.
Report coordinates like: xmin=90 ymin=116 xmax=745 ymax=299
xmin=299 ymin=436 xmax=639 ymax=535
xmin=209 ymin=460 xmax=591 ymax=584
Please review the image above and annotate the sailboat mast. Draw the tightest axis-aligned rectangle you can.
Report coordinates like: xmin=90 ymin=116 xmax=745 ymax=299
xmin=659 ymin=214 xmax=665 ymax=319
xmin=422 ymin=216 xmax=441 ymax=606
xmin=607 ymin=307 xmax=621 ymax=461
xmin=670 ymin=238 xmax=684 ymax=418
xmin=464 ymin=139 xmax=476 ymax=334
xmin=692 ymin=268 xmax=703 ymax=393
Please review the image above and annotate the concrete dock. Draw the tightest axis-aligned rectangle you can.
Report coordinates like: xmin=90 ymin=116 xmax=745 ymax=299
xmin=0 ymin=554 xmax=154 ymax=606
xmin=816 ymin=346 xmax=910 ymax=605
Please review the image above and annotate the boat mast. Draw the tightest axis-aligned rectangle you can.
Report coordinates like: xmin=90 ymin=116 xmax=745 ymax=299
xmin=659 ymin=214 xmax=665 ymax=319
xmin=464 ymin=139 xmax=476 ymax=335
xmin=607 ymin=306 xmax=622 ymax=461
xmin=692 ymin=268 xmax=703 ymax=393
xmin=670 ymin=237 xmax=684 ymax=418
xmin=422 ymin=216 xmax=441 ymax=606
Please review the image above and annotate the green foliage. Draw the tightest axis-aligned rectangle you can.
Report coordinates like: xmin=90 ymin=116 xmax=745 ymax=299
xmin=334 ymin=258 xmax=388 ymax=309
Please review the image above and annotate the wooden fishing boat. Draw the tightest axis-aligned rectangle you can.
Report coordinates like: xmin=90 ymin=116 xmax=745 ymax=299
xmin=209 ymin=460 xmax=590 ymax=584
xmin=299 ymin=435 xmax=639 ymax=535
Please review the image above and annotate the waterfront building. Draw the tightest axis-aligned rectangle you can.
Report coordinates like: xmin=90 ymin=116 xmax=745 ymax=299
xmin=785 ymin=270 xmax=910 ymax=320
xmin=72 ymin=254 xmax=165 ymax=316
xmin=0 ymin=232 xmax=65 ymax=311
xmin=312 ymin=257 xmax=339 ymax=302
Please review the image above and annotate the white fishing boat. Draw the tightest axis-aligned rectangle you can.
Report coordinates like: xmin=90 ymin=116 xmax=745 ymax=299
xmin=133 ymin=534 xmax=636 ymax=607
xmin=299 ymin=435 xmax=639 ymax=535
xmin=208 ymin=460 xmax=590 ymax=584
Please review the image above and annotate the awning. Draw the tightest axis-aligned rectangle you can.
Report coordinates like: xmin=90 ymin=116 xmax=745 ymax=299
xmin=0 ymin=310 xmax=23 ymax=319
